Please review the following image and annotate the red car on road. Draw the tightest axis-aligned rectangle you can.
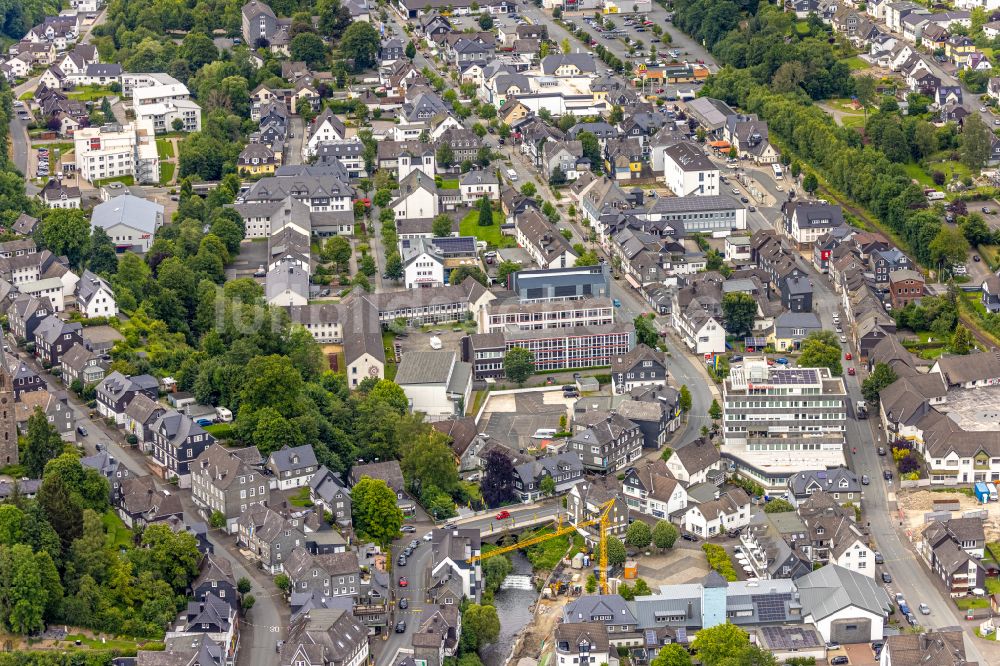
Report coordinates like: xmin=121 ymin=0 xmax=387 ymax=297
xmin=496 ymin=510 xmax=510 ymax=520
xmin=848 ymin=367 xmax=856 ymax=376
xmin=398 ymin=577 xmax=408 ymax=587
xmin=844 ymin=352 xmax=852 ymax=361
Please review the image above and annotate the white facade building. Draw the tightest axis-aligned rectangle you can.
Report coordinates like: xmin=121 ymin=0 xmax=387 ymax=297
xmin=73 ymin=123 xmax=160 ymax=185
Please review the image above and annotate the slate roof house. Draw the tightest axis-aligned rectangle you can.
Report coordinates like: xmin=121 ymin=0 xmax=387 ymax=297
xmin=95 ymin=371 xmax=159 ymax=424
xmin=610 ymin=344 xmax=666 ymax=395
xmin=285 ymin=547 xmax=361 ymax=597
xmin=568 ymin=412 xmax=642 ymax=474
xmin=349 ymin=460 xmax=414 ymax=514
xmin=512 ymin=452 xmax=584 ymax=502
xmin=151 ymin=410 xmax=216 ymax=489
xmin=33 ymin=315 xmax=83 ymax=366
xmin=191 ymin=444 xmax=268 ymax=533
xmin=114 ymin=475 xmax=184 ymax=528
xmin=237 ymin=505 xmax=306 ymax=574
xmin=266 ymin=444 xmax=319 ymax=490
xmin=309 ymin=466 xmax=352 ymax=529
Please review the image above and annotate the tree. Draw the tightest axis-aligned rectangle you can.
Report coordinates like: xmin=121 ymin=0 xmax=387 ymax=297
xmin=322 ymin=236 xmax=352 ymax=269
xmin=651 ymin=644 xmax=693 ymax=666
xmin=181 ymin=32 xmax=219 ymax=71
xmin=605 ymin=535 xmax=626 ymax=566
xmin=496 ymin=260 xmax=521 ymax=285
xmin=539 ymin=475 xmax=556 ymax=496
xmin=481 ymin=448 xmax=517 ymax=507
xmin=37 ymin=208 xmax=90 ymax=269
xmin=385 ymin=252 xmax=403 ymax=281
xmin=478 ymin=196 xmax=494 ymax=227
xmin=425 ymin=214 xmax=452 ymax=239
xmin=585 ymin=574 xmax=597 ymax=593
xmin=960 ymin=213 xmax=991 ymax=246
xmin=5 ymin=544 xmax=46 ymax=634
xmin=579 ymin=131 xmax=601 ymax=169
xmin=37 ymin=474 xmax=82 ymax=550
xmin=763 ymin=498 xmax=795 ymax=513
xmin=679 ymin=385 xmax=692 ymax=413
xmin=401 ymin=430 xmax=460 ymax=497
xmin=929 ymin=226 xmax=969 ymax=270
xmin=721 ymin=292 xmax=757 ymax=338
xmin=463 ymin=603 xmax=500 ymax=651
xmin=238 ymin=577 xmax=252 ymax=595
xmin=482 ymin=554 xmax=513 ymax=595
xmin=854 ymin=75 xmax=876 ymax=117
xmin=478 ymin=13 xmax=494 ymax=30
xmin=436 ymin=142 xmax=455 ymax=168
xmin=802 ymin=172 xmax=818 ymax=194
xmin=449 ymin=266 xmax=488 ymax=286
xmin=708 ymin=399 xmax=722 ymax=421
xmin=950 ymin=324 xmax=974 ymax=355
xmin=241 ymin=594 xmax=256 ymax=613
xmin=862 ymin=362 xmax=898 ymax=404
xmin=209 ymin=511 xmax=226 ymax=529
xmin=290 ymin=32 xmax=327 ymax=68
xmin=960 ymin=113 xmax=992 ymax=169
xmin=88 ymin=227 xmax=119 ymax=276
xmin=625 ymin=521 xmax=652 ymax=549
xmin=634 ymin=315 xmax=659 ymax=347
xmin=692 ymin=622 xmax=751 ymax=666
xmin=339 ymin=22 xmax=380 ymax=71
xmin=405 ymin=40 xmax=416 ymax=59
xmin=520 ymin=182 xmax=537 ymax=197
xmin=359 ymin=254 xmax=377 ymax=277
xmin=503 ymin=347 xmax=535 ymax=385
xmin=797 ymin=333 xmax=843 ymax=376
xmin=652 ymin=520 xmax=678 ymax=550
xmin=22 ymin=408 xmax=65 ymax=478
xmin=351 ymin=477 xmax=404 ymax=546
xmin=274 ymin=574 xmax=291 ymax=592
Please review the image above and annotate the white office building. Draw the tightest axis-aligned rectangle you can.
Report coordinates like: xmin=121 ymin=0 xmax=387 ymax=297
xmin=73 ymin=123 xmax=160 ymax=185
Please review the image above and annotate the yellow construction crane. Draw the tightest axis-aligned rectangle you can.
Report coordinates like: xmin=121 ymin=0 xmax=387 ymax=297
xmin=467 ymin=499 xmax=617 ymax=594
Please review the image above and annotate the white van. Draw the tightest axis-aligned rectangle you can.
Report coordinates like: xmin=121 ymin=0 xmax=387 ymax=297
xmin=215 ymin=406 xmax=233 ymax=423
xmin=507 ymin=168 xmax=519 ymax=181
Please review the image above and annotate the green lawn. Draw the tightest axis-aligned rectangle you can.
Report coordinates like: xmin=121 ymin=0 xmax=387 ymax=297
xmin=794 ymin=22 xmax=811 ymax=35
xmin=956 ymin=597 xmax=991 ymax=610
xmin=289 ymin=487 xmax=314 ymax=508
xmin=101 ymin=510 xmax=132 ymax=550
xmin=159 ymin=162 xmax=175 ymax=186
xmin=34 ymin=141 xmax=73 ymax=155
xmin=65 ymin=85 xmax=115 ymax=102
xmin=93 ymin=175 xmax=135 ymax=187
xmin=18 ymin=91 xmax=33 ymax=101
xmin=841 ymin=114 xmax=866 ymax=129
xmin=156 ymin=138 xmax=174 ymax=159
xmin=902 ymin=162 xmax=936 ymax=188
xmin=459 ymin=209 xmax=515 ymax=248
xmin=522 ymin=526 xmax=572 ymax=570
xmin=439 ymin=178 xmax=459 ymax=190
xmin=204 ymin=423 xmax=234 ymax=439
xmin=839 ymin=56 xmax=870 ymax=71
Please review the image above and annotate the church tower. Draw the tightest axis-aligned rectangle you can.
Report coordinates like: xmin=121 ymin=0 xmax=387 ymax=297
xmin=0 ymin=359 xmax=18 ymax=466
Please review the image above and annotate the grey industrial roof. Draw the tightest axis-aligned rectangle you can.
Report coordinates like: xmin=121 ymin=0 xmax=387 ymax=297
xmin=796 ymin=564 xmax=892 ymax=622
xmin=394 ymin=351 xmax=458 ymax=386
xmin=91 ymin=195 xmax=163 ymax=234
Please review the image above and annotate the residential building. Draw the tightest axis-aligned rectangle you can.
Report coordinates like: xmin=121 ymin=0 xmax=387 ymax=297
xmin=266 ymin=445 xmax=318 ymax=490
xmin=39 ymin=179 xmax=81 ymax=209
xmin=888 ymin=269 xmax=924 ymax=309
xmin=782 ymin=201 xmax=844 ymax=249
xmin=279 ymin=608 xmax=369 ymax=666
xmin=95 ymin=371 xmax=159 ymax=423
xmin=191 ymin=444 xmax=267 ymax=533
xmin=151 ymin=410 xmax=216 ymax=488
xmin=514 ymin=209 xmax=578 ymax=269
xmin=60 ymin=343 xmax=106 ymax=387
xmin=33 ymin=315 xmax=83 ymax=366
xmin=880 ymin=631 xmax=970 ymax=666
xmin=512 ymin=452 xmax=584 ymax=502
xmin=285 ymin=547 xmax=361 ymax=598
xmin=237 ymin=505 xmax=305 ymax=574
xmin=114 ymin=475 xmax=184 ymax=528
xmin=569 ymin=412 xmax=642 ymax=473
xmin=309 ymin=466 xmax=352 ymax=528
xmin=610 ymin=344 xmax=666 ymax=394
xmin=562 ymin=595 xmax=638 ymax=646
xmin=554 ymin=623 xmax=611 ymax=666
xmin=73 ymin=123 xmax=159 ymax=185
xmin=796 ymin=565 xmax=893 ymax=644
xmin=769 ymin=312 xmax=822 ymax=352
xmin=661 ymin=142 xmax=719 ymax=196
xmin=621 ymin=458 xmax=689 ymax=519
xmin=787 ymin=469 xmax=862 ymax=507
xmin=682 ymin=487 xmax=752 ymax=538
xmin=76 ymin=270 xmax=117 ymax=318
xmin=429 ymin=527 xmax=483 ymax=603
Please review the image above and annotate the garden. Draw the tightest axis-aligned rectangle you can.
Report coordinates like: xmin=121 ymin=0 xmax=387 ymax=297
xmin=459 ymin=207 xmax=514 ymax=248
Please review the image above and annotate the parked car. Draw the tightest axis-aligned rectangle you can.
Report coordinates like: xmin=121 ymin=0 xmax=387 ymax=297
xmin=401 ymin=525 xmax=416 ymax=533
xmin=874 ymin=551 xmax=883 ymax=564
xmin=195 ymin=418 xmax=213 ymax=427
xmin=395 ymin=620 xmax=406 ymax=633
xmin=884 ymin=469 xmax=893 ymax=480
xmin=878 ymin=446 xmax=886 ymax=456
xmin=443 ymin=522 xmax=456 ymax=529
xmin=423 ymin=532 xmax=434 ymax=541
xmin=882 ymin=571 xmax=892 ymax=583
xmin=862 ymin=475 xmax=870 ymax=485
xmin=496 ymin=510 xmax=511 ymax=520
xmin=397 ymin=555 xmax=406 ymax=566
xmin=848 ymin=367 xmax=856 ymax=376
xmin=398 ymin=577 xmax=408 ymax=587
xmin=399 ymin=598 xmax=408 ymax=609
xmin=844 ymin=352 xmax=852 ymax=360
xmin=681 ymin=532 xmax=699 ymax=542
xmin=830 ymin=657 xmax=849 ymax=665
xmin=76 ymin=426 xmax=88 ymax=437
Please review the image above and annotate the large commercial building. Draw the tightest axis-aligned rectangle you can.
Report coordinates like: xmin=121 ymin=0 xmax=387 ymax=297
xmin=73 ymin=123 xmax=160 ymax=185
xmin=462 ymin=322 xmax=635 ymax=379
xmin=635 ymin=195 xmax=747 ymax=235
xmin=722 ymin=357 xmax=848 ymax=490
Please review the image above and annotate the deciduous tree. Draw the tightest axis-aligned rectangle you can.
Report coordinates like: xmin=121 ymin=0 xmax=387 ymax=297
xmin=351 ymin=477 xmax=404 ymax=546
xmin=503 ymin=347 xmax=535 ymax=385
xmin=652 ymin=520 xmax=678 ymax=550
xmin=722 ymin=292 xmax=757 ymax=338
xmin=481 ymin=449 xmax=517 ymax=507
xmin=625 ymin=521 xmax=652 ymax=549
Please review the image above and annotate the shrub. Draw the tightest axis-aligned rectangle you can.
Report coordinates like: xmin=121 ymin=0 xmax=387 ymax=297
xmin=702 ymin=543 xmax=737 ymax=581
xmin=899 ymin=454 xmax=921 ymax=475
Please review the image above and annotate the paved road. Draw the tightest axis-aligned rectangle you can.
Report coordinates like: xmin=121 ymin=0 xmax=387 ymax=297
xmin=288 ymin=116 xmax=305 ymax=165
xmin=5 ymin=339 xmax=286 ymax=666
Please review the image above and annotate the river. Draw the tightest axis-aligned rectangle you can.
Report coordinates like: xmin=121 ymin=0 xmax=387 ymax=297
xmin=481 ymin=551 xmax=537 ymax=666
